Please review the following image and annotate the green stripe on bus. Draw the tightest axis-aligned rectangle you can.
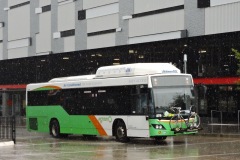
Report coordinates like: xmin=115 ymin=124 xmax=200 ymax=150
xmin=26 ymin=105 xmax=99 ymax=135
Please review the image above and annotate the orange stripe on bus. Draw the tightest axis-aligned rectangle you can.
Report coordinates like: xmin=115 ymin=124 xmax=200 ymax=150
xmin=88 ymin=115 xmax=108 ymax=136
xmin=43 ymin=86 xmax=62 ymax=89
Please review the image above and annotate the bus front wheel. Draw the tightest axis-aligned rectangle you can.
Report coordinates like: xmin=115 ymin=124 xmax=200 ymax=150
xmin=50 ymin=119 xmax=61 ymax=138
xmin=115 ymin=121 xmax=129 ymax=143
xmin=154 ymin=136 xmax=167 ymax=143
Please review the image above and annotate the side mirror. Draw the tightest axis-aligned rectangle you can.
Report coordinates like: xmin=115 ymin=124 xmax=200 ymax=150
xmin=190 ymin=105 xmax=195 ymax=112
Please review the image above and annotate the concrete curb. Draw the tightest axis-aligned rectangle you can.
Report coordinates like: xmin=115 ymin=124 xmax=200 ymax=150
xmin=0 ymin=141 xmax=14 ymax=147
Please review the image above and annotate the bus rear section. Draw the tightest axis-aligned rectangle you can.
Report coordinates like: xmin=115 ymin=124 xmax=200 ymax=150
xmin=26 ymin=63 xmax=201 ymax=142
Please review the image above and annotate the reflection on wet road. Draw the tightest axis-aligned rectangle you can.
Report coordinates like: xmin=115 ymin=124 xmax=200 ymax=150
xmin=1 ymin=135 xmax=240 ymax=160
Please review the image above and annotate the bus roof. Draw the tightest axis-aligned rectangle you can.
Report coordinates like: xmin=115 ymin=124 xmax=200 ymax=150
xmin=95 ymin=63 xmax=180 ymax=78
xmin=49 ymin=75 xmax=95 ymax=83
xmin=48 ymin=63 xmax=180 ymax=82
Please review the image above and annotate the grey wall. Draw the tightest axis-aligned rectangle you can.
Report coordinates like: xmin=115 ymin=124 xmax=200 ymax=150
xmin=205 ymin=2 xmax=240 ymax=35
xmin=0 ymin=0 xmax=240 ymax=59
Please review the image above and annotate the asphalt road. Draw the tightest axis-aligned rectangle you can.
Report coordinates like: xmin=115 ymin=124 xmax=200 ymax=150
xmin=1 ymin=129 xmax=240 ymax=160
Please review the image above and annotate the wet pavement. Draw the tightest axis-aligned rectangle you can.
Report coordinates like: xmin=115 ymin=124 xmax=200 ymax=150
xmin=1 ymin=127 xmax=240 ymax=160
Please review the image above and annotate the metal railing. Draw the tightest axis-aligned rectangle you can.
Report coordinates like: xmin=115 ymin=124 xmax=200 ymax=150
xmin=0 ymin=116 xmax=16 ymax=144
xmin=211 ymin=110 xmax=223 ymax=134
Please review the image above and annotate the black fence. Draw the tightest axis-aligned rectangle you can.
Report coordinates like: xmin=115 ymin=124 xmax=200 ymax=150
xmin=0 ymin=116 xmax=16 ymax=143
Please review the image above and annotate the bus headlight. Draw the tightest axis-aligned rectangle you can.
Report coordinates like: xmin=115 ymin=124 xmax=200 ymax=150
xmin=152 ymin=124 xmax=165 ymax=130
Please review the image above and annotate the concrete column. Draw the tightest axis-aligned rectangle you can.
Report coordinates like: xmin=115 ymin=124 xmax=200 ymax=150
xmin=75 ymin=0 xmax=87 ymax=51
xmin=29 ymin=0 xmax=39 ymax=56
xmin=116 ymin=0 xmax=134 ymax=46
xmin=51 ymin=0 xmax=64 ymax=53
xmin=184 ymin=0 xmax=205 ymax=37
xmin=0 ymin=1 xmax=4 ymax=60
xmin=2 ymin=92 xmax=9 ymax=116
xmin=0 ymin=0 xmax=8 ymax=59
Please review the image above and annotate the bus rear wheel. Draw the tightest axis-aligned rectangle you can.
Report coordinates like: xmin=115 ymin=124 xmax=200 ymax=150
xmin=50 ymin=119 xmax=61 ymax=138
xmin=115 ymin=121 xmax=129 ymax=143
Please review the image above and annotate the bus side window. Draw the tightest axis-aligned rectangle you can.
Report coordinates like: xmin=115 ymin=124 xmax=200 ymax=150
xmin=130 ymin=94 xmax=147 ymax=115
xmin=131 ymin=85 xmax=147 ymax=115
xmin=131 ymin=95 xmax=140 ymax=114
xmin=61 ymin=90 xmax=79 ymax=115
xmin=47 ymin=90 xmax=61 ymax=105
xmin=134 ymin=91 xmax=154 ymax=115
xmin=80 ymin=89 xmax=96 ymax=115
xmin=140 ymin=94 xmax=148 ymax=114
xmin=28 ymin=91 xmax=48 ymax=106
xmin=148 ymin=90 xmax=154 ymax=116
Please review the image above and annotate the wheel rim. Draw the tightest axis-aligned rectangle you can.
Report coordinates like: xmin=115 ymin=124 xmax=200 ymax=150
xmin=117 ymin=126 xmax=124 ymax=139
xmin=52 ymin=125 xmax=57 ymax=137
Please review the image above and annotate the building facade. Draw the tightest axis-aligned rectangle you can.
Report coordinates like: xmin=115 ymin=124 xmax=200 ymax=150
xmin=0 ymin=0 xmax=240 ymax=123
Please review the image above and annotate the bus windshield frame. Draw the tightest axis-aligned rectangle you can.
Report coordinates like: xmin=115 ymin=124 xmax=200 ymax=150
xmin=151 ymin=75 xmax=195 ymax=117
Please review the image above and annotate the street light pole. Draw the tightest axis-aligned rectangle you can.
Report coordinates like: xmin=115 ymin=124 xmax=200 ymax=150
xmin=184 ymin=54 xmax=187 ymax=73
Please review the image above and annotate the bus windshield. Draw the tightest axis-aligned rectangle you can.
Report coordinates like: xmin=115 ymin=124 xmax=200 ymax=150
xmin=151 ymin=75 xmax=195 ymax=115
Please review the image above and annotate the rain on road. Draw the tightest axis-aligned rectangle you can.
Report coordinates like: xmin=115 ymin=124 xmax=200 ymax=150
xmin=1 ymin=134 xmax=240 ymax=160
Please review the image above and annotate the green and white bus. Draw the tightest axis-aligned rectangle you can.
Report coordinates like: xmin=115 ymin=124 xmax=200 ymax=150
xmin=26 ymin=63 xmax=200 ymax=142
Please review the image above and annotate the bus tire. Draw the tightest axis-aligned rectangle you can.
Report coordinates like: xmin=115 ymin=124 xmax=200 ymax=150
xmin=154 ymin=136 xmax=167 ymax=143
xmin=115 ymin=121 xmax=129 ymax=143
xmin=50 ymin=119 xmax=61 ymax=138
